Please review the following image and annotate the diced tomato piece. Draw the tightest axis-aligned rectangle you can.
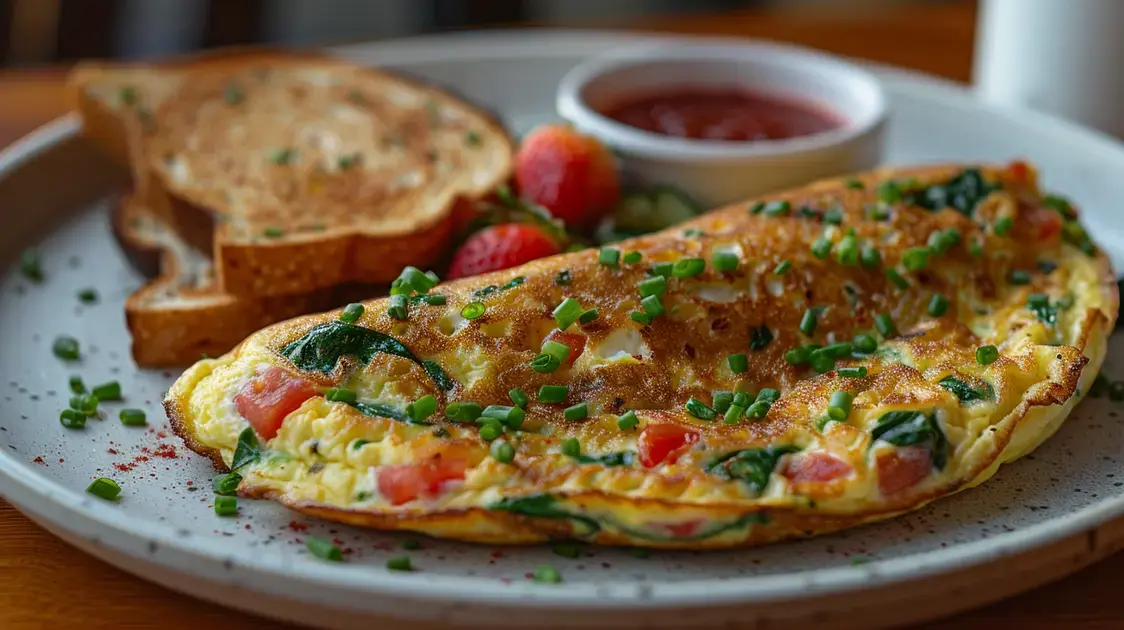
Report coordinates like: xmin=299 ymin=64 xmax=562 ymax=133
xmin=377 ymin=456 xmax=468 ymax=505
xmin=1006 ymin=160 xmax=1030 ymax=184
xmin=784 ymin=451 xmax=853 ymax=484
xmin=876 ymin=446 xmax=932 ymax=496
xmin=637 ymin=423 xmax=700 ymax=468
xmin=1023 ymin=206 xmax=1064 ymax=241
xmin=663 ymin=518 xmax=704 ymax=538
xmin=544 ymin=329 xmax=586 ymax=366
xmin=233 ymin=366 xmax=319 ymax=440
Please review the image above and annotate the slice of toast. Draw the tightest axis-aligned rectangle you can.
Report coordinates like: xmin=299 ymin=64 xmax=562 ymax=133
xmin=113 ymin=194 xmax=374 ymax=366
xmin=71 ymin=50 xmax=514 ymax=298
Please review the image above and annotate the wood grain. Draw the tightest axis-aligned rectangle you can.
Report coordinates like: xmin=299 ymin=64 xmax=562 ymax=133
xmin=6 ymin=1 xmax=1124 ymax=628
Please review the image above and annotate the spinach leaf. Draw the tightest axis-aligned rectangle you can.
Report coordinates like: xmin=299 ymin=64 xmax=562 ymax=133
xmin=909 ymin=168 xmax=999 ymax=217
xmin=489 ymin=493 xmax=601 ymax=535
xmin=938 ymin=376 xmax=995 ymax=404
xmin=871 ymin=410 xmax=948 ymax=470
xmin=705 ymin=445 xmax=800 ymax=494
xmin=749 ymin=324 xmax=773 ymax=351
xmin=280 ymin=321 xmax=454 ymax=391
xmin=473 ymin=276 xmax=525 ymax=298
xmin=576 ymin=451 xmax=635 ymax=467
xmin=598 ymin=511 xmax=770 ymax=543
xmin=231 ymin=427 xmax=261 ymax=471
xmin=348 ymin=401 xmax=413 ymax=423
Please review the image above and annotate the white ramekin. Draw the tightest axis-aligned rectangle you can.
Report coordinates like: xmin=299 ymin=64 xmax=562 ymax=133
xmin=556 ymin=41 xmax=888 ymax=209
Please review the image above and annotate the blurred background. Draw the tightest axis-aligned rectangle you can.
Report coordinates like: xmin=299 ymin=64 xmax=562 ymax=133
xmin=1 ymin=0 xmax=933 ymax=64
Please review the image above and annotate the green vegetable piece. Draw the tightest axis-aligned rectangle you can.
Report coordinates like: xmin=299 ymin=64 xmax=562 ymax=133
xmin=563 ymin=403 xmax=588 ymax=421
xmin=231 ymin=427 xmax=262 ymax=471
xmin=938 ymin=376 xmax=995 ymax=404
xmin=871 ymin=409 xmax=948 ymax=470
xmin=622 ymin=250 xmax=642 ymax=265
xmin=214 ymin=496 xmax=238 ymax=516
xmin=537 ymin=385 xmax=568 ymax=404
xmin=406 ymin=394 xmax=438 ymax=423
xmin=976 ymin=345 xmax=999 ymax=365
xmin=325 ymin=388 xmax=357 ymax=403
xmin=773 ymin=260 xmax=792 ymax=275
xmin=59 ymin=409 xmax=86 ymax=429
xmin=811 ymin=236 xmax=833 ymax=259
xmin=491 ymin=439 xmax=516 ymax=463
xmin=638 ymin=275 xmax=667 ymax=298
xmin=599 ymin=247 xmax=620 ymax=267
xmin=306 ymin=536 xmax=343 ymax=562
xmin=749 ymin=324 xmax=773 ymax=350
xmin=212 ymin=472 xmax=242 ymax=496
xmin=445 ymin=401 xmax=483 ymax=422
xmin=20 ymin=249 xmax=43 ymax=283
xmin=617 ymin=410 xmax=639 ymax=430
xmin=711 ymin=250 xmax=739 ymax=272
xmin=86 ymin=477 xmax=121 ymax=501
xmin=853 ymin=333 xmax=878 ymax=354
xmin=684 ymin=397 xmax=716 ymax=421
xmin=706 ymin=446 xmax=799 ymax=493
xmin=799 ymin=308 xmax=818 ymax=337
xmin=92 ymin=381 xmax=121 ymax=401
xmin=553 ymin=297 xmax=583 ymax=331
xmin=52 ymin=336 xmax=80 ymax=361
xmin=727 ymin=353 xmax=748 ymax=374
xmin=532 ymin=564 xmax=562 ymax=583
xmin=340 ymin=302 xmax=365 ymax=323
xmin=118 ymin=408 xmax=146 ymax=426
xmin=509 ymin=387 xmax=530 ymax=409
xmin=671 ymin=257 xmax=706 ymax=278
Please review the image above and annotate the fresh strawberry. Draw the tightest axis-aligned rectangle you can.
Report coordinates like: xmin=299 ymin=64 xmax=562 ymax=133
xmin=515 ymin=124 xmax=621 ymax=229
xmin=447 ymin=223 xmax=561 ymax=279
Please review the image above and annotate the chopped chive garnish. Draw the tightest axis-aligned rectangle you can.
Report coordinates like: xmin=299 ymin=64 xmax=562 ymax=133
xmin=712 ymin=390 xmax=733 ymax=414
xmin=976 ymin=345 xmax=999 ymax=365
xmin=306 ymin=536 xmax=342 ymax=562
xmin=630 ymin=311 xmax=652 ymax=326
xmin=445 ymin=401 xmax=483 ymax=422
xmin=262 ymin=226 xmax=284 ymax=238
xmin=77 ymin=288 xmax=98 ymax=304
xmin=993 ymin=216 xmax=1014 ymax=236
xmin=324 ymin=387 xmax=357 ymax=403
xmin=968 ymin=238 xmax=984 ymax=257
xmin=867 ymin=202 xmax=891 ymax=221
xmin=727 ymin=353 xmax=748 ymax=374
xmin=885 ymin=268 xmax=909 ymax=290
xmin=338 ymin=153 xmax=363 ymax=170
xmin=599 ymin=247 xmax=620 ymax=267
xmin=86 ymin=478 xmax=121 ymax=501
xmin=835 ymin=235 xmax=860 ymax=266
xmin=406 ymin=394 xmax=438 ymax=423
xmin=212 ymin=472 xmax=242 ymax=495
xmin=724 ymin=403 xmax=746 ymax=424
xmin=223 ymin=83 xmax=243 ymax=104
xmin=838 ymin=366 xmax=868 ymax=378
xmin=875 ymin=313 xmax=897 ymax=338
xmin=928 ymin=293 xmax=950 ymax=317
xmin=640 ymin=294 xmax=665 ymax=317
xmin=579 ymin=309 xmax=599 ymax=325
xmin=671 ymin=257 xmax=706 ymax=278
xmin=1008 ymin=269 xmax=1031 ymax=285
xmin=268 ymin=147 xmax=296 ymax=165
xmin=563 ymin=402 xmax=588 ymax=421
xmin=684 ymin=397 xmax=716 ymax=421
xmin=531 ymin=353 xmax=562 ymax=373
xmin=617 ymin=410 xmax=639 ymax=430
xmin=482 ymin=404 xmax=525 ymax=429
xmin=763 ymin=200 xmax=791 ymax=217
xmin=412 ymin=294 xmax=447 ymax=306
xmin=553 ymin=297 xmax=583 ymax=331
xmin=340 ymin=302 xmax=364 ymax=323
xmin=538 ymin=384 xmax=569 ymax=404
xmin=509 ymin=387 xmax=529 ymax=409
xmin=902 ymin=247 xmax=929 ymax=271
xmin=542 ymin=340 xmax=571 ymax=365
xmin=491 ymin=439 xmax=515 ymax=463
xmin=773 ymin=260 xmax=792 ymax=275
xmin=92 ymin=381 xmax=121 ymax=402
xmin=70 ymin=394 xmax=98 ymax=415
xmin=637 ymin=275 xmax=667 ymax=298
xmin=479 ymin=423 xmax=503 ymax=441
xmin=386 ymin=555 xmax=412 ymax=571
xmin=461 ymin=302 xmax=486 ymax=319
xmin=827 ymin=390 xmax=853 ymax=421
xmin=214 ymin=496 xmax=238 ymax=516
xmin=749 ymin=201 xmax=766 ymax=214
xmin=877 ymin=180 xmax=903 ymax=203
xmin=821 ymin=342 xmax=853 ymax=359
xmin=822 ymin=207 xmax=845 ymax=225
xmin=811 ymin=236 xmax=833 ymax=259
xmin=20 ymin=249 xmax=43 ymax=282
xmin=68 ymin=375 xmax=86 ymax=394
xmin=119 ymin=408 xmax=147 ymax=426
xmin=650 ymin=262 xmax=674 ymax=277
xmin=466 ymin=129 xmax=482 ymax=146
xmin=784 ymin=346 xmax=811 ymax=365
xmin=846 ymin=178 xmax=864 ymax=190
xmin=711 ymin=250 xmax=739 ymax=272
xmin=533 ymin=564 xmax=562 ymax=583
xmin=860 ymin=245 xmax=881 ymax=268
xmin=623 ymin=250 xmax=643 ymax=265
xmin=799 ymin=308 xmax=818 ymax=337
xmin=59 ymin=409 xmax=86 ymax=429
xmin=52 ymin=336 xmax=79 ymax=361
xmin=852 ymin=333 xmax=878 ymax=354
xmin=733 ymin=392 xmax=752 ymax=408
xmin=555 ymin=269 xmax=572 ymax=285
xmin=388 ymin=294 xmax=409 ymax=320
xmin=745 ymin=401 xmax=770 ymax=419
xmin=561 ymin=438 xmax=581 ymax=457
xmin=809 ymin=349 xmax=835 ymax=374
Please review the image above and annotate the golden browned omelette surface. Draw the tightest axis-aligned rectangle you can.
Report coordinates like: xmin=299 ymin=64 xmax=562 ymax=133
xmin=167 ymin=163 xmax=1117 ymax=548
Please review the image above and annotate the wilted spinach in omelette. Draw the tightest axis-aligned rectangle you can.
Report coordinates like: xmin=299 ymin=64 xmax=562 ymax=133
xmin=166 ymin=162 xmax=1118 ymax=548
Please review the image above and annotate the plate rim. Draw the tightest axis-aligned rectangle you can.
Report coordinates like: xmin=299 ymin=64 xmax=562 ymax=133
xmin=1 ymin=28 xmax=1123 ymax=612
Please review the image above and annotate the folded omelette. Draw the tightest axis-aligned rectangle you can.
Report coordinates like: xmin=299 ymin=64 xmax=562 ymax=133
xmin=166 ymin=162 xmax=1118 ymax=548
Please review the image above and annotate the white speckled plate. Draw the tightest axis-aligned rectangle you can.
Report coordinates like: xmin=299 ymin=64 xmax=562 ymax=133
xmin=3 ymin=30 xmax=1124 ymax=630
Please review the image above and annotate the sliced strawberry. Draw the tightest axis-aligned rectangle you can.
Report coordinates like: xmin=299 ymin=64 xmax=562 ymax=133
xmin=515 ymin=124 xmax=621 ymax=229
xmin=447 ymin=223 xmax=561 ymax=280
xmin=233 ymin=366 xmax=319 ymax=440
xmin=637 ymin=423 xmax=700 ymax=468
xmin=876 ymin=446 xmax=932 ymax=496
xmin=377 ymin=456 xmax=467 ymax=505
xmin=784 ymin=451 xmax=853 ymax=484
xmin=543 ymin=329 xmax=586 ymax=367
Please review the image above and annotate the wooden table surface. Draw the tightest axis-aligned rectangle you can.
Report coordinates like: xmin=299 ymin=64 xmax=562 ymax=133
xmin=3 ymin=1 xmax=1123 ymax=628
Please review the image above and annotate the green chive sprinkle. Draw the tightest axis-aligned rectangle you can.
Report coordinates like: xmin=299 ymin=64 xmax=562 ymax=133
xmin=723 ymin=404 xmax=746 ymax=424
xmin=20 ymin=249 xmax=43 ymax=282
xmin=68 ymin=375 xmax=86 ymax=394
xmin=561 ymin=438 xmax=581 ymax=457
xmin=445 ymin=401 xmax=483 ymax=422
xmin=867 ymin=202 xmax=892 ymax=221
xmin=77 ymin=288 xmax=99 ymax=304
xmin=533 ymin=564 xmax=562 ymax=583
xmin=838 ymin=366 xmax=868 ymax=378
xmin=852 ymin=333 xmax=878 ymax=354
xmin=799 ymin=308 xmax=818 ymax=337
xmin=388 ymin=294 xmax=409 ymax=320
xmin=846 ymin=178 xmax=864 ymax=190
xmin=885 ymin=268 xmax=910 ymax=290
xmin=928 ymin=294 xmax=950 ymax=317
xmin=119 ymin=408 xmax=147 ymax=426
xmin=622 ymin=250 xmax=643 ymax=265
xmin=461 ymin=302 xmax=486 ymax=319
xmin=86 ymin=478 xmax=121 ymax=501
xmin=712 ymin=391 xmax=733 ymax=414
xmin=827 ymin=390 xmax=854 ymax=421
xmin=563 ymin=403 xmax=588 ymax=421
xmin=783 ymin=346 xmax=811 ymax=366
xmin=538 ymin=385 xmax=568 ymax=404
xmin=340 ymin=302 xmax=364 ymax=323
xmin=52 ymin=336 xmax=79 ymax=361
xmin=773 ymin=260 xmax=792 ymax=275
xmin=542 ymin=340 xmax=571 ymax=365
xmin=835 ymin=235 xmax=860 ymax=266
xmin=617 ymin=410 xmax=639 ymax=430
xmin=406 ymin=394 xmax=437 ymax=423
xmin=650 ymin=262 xmax=674 ymax=277
xmin=822 ymin=207 xmax=844 ymax=225
xmin=509 ymin=387 xmax=529 ymax=409
xmin=640 ymin=294 xmax=665 ymax=317
xmin=92 ymin=381 xmax=121 ymax=402
xmin=711 ymin=250 xmax=739 ymax=272
xmin=268 ymin=147 xmax=296 ymax=165
xmin=976 ymin=345 xmax=999 ymax=365
xmin=212 ymin=472 xmax=242 ymax=496
xmin=338 ymin=153 xmax=363 ymax=170
xmin=324 ymin=387 xmax=357 ymax=403
xmin=809 ymin=349 xmax=835 ymax=374
xmin=902 ymin=247 xmax=929 ymax=271
xmin=262 ymin=226 xmax=284 ymax=239
xmin=993 ymin=216 xmax=1014 ymax=236
xmin=223 ymin=84 xmax=243 ymax=105
xmin=531 ymin=353 xmax=562 ymax=373
xmin=638 ymin=275 xmax=667 ymax=298
xmin=59 ymin=409 xmax=86 ymax=429
xmin=412 ymin=294 xmax=446 ymax=306
xmin=968 ymin=239 xmax=984 ymax=257
xmin=599 ymin=247 xmax=620 ymax=267
xmin=727 ymin=353 xmax=748 ymax=374
xmin=877 ymin=180 xmax=903 ymax=204
xmin=746 ymin=400 xmax=770 ymax=419
xmin=214 ymin=496 xmax=238 ymax=516
xmin=684 ymin=397 xmax=716 ymax=421
xmin=875 ymin=313 xmax=897 ymax=338
xmin=70 ymin=394 xmax=98 ymax=416
xmin=821 ymin=342 xmax=853 ymax=359
xmin=763 ymin=200 xmax=791 ymax=217
xmin=579 ymin=309 xmax=599 ymax=325
xmin=733 ymin=392 xmax=752 ymax=407
xmin=1008 ymin=269 xmax=1031 ymax=285
xmin=749 ymin=201 xmax=766 ymax=214
xmin=630 ymin=311 xmax=652 ymax=326
xmin=479 ymin=423 xmax=503 ymax=441
xmin=482 ymin=405 xmax=525 ymax=429
xmin=466 ymin=130 xmax=481 ymax=146
xmin=860 ymin=245 xmax=881 ymax=268
xmin=491 ymin=439 xmax=515 ymax=463
xmin=306 ymin=536 xmax=343 ymax=562
xmin=811 ymin=236 xmax=833 ymax=259
xmin=553 ymin=297 xmax=583 ymax=331
xmin=671 ymin=257 xmax=706 ymax=278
